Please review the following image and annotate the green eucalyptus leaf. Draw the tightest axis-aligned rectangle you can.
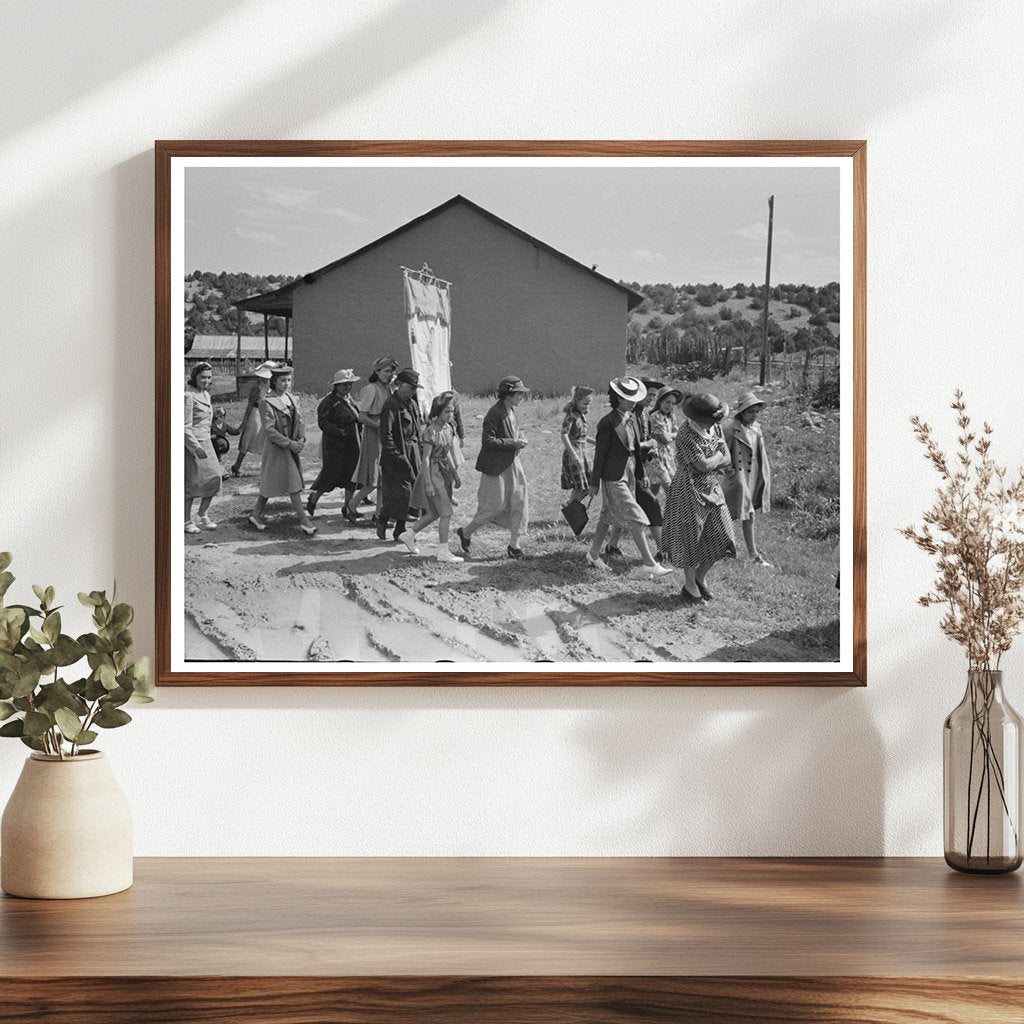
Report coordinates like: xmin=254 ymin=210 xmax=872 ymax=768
xmin=50 ymin=635 xmax=86 ymax=667
xmin=11 ymin=665 xmax=42 ymax=699
xmin=110 ymin=603 xmax=134 ymax=629
xmin=0 ymin=572 xmax=14 ymax=601
xmin=0 ymin=552 xmax=11 ymax=573
xmin=83 ymin=675 xmax=107 ymax=701
xmin=12 ymin=697 xmax=33 ymax=712
xmin=74 ymin=730 xmax=98 ymax=746
xmin=0 ymin=607 xmax=27 ymax=652
xmin=129 ymin=692 xmax=155 ymax=705
xmin=44 ymin=586 xmax=55 ymax=608
xmin=128 ymin=657 xmax=154 ymax=698
xmin=19 ymin=735 xmax=45 ymax=752
xmin=0 ymin=700 xmax=15 ymax=721
xmin=28 ymin=627 xmax=49 ymax=646
xmin=104 ymin=685 xmax=132 ymax=709
xmin=83 ymin=637 xmax=113 ymax=658
xmin=42 ymin=611 xmax=60 ymax=644
xmin=0 ymin=651 xmax=19 ymax=673
xmin=37 ymin=679 xmax=88 ymax=716
xmin=93 ymin=705 xmax=131 ymax=729
xmin=53 ymin=707 xmax=85 ymax=741
xmin=31 ymin=584 xmax=47 ymax=608
xmin=0 ymin=718 xmax=25 ymax=737
xmin=78 ymin=592 xmax=99 ymax=607
xmin=22 ymin=710 xmax=51 ymax=738
xmin=98 ymin=664 xmax=118 ymax=691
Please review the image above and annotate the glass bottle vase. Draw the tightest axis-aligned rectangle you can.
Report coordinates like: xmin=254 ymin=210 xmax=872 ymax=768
xmin=944 ymin=669 xmax=1023 ymax=873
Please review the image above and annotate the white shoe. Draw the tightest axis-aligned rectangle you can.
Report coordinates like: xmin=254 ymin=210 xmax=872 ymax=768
xmin=248 ymin=514 xmax=267 ymax=532
xmin=398 ymin=530 xmax=420 ymax=554
xmin=197 ymin=516 xmax=217 ymax=530
xmin=586 ymin=552 xmax=610 ymax=572
xmin=648 ymin=562 xmax=674 ymax=576
xmin=436 ymin=548 xmax=463 ymax=563
xmin=184 ymin=521 xmax=201 ymax=534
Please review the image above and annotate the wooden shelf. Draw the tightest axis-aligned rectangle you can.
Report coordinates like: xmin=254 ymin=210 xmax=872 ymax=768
xmin=2 ymin=857 xmax=1022 ymax=1022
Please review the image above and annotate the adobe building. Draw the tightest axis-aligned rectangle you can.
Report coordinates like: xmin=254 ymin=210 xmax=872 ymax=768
xmin=236 ymin=195 xmax=643 ymax=396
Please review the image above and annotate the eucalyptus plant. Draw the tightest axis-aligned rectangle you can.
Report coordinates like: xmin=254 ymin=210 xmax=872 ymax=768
xmin=0 ymin=552 xmax=153 ymax=759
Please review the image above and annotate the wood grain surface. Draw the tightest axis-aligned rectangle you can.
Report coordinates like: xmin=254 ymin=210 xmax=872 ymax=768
xmin=2 ymin=858 xmax=1022 ymax=1021
xmin=155 ymin=139 xmax=867 ymax=688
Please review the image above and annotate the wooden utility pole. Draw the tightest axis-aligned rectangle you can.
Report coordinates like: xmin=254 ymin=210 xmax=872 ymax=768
xmin=263 ymin=315 xmax=270 ymax=361
xmin=759 ymin=195 xmax=774 ymax=387
xmin=235 ymin=311 xmax=242 ymax=379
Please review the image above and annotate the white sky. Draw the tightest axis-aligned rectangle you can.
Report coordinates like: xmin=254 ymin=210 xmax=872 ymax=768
xmin=185 ymin=164 xmax=840 ymax=286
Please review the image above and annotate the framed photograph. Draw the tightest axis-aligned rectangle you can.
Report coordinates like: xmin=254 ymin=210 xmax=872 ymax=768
xmin=156 ymin=141 xmax=865 ymax=686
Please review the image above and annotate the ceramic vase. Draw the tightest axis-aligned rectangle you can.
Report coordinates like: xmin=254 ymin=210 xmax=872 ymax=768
xmin=1 ymin=751 xmax=133 ymax=899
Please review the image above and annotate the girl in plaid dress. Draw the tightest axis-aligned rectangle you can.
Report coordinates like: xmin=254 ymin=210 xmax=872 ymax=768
xmin=560 ymin=385 xmax=593 ymax=502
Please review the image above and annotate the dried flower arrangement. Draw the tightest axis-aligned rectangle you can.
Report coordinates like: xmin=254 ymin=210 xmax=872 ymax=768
xmin=903 ymin=390 xmax=1024 ymax=870
xmin=902 ymin=390 xmax=1024 ymax=668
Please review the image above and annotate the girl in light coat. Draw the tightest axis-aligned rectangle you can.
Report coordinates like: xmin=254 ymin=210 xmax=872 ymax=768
xmin=248 ymin=366 xmax=316 ymax=535
xmin=722 ymin=390 xmax=772 ymax=566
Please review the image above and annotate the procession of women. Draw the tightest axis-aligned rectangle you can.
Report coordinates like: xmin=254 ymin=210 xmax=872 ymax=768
xmin=184 ymin=355 xmax=774 ymax=608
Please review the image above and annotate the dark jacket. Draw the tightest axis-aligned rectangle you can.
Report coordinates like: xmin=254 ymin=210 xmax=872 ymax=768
xmin=379 ymin=393 xmax=423 ymax=519
xmin=474 ymin=401 xmax=520 ymax=476
xmin=590 ymin=411 xmax=646 ymax=485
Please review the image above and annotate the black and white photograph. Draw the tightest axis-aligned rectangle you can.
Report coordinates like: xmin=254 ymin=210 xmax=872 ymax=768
xmin=161 ymin=145 xmax=861 ymax=682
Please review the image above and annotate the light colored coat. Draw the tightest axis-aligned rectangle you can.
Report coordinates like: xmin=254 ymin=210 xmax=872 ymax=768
xmin=258 ymin=393 xmax=306 ymax=497
xmin=722 ymin=418 xmax=771 ymax=520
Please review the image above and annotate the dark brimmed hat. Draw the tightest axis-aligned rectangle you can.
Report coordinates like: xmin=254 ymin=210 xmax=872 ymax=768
xmin=395 ymin=368 xmax=423 ymax=388
xmin=571 ymin=384 xmax=595 ymax=400
xmin=609 ymin=376 xmax=647 ymax=403
xmin=372 ymin=355 xmax=398 ymax=370
xmin=734 ymin=390 xmax=766 ymax=416
xmin=681 ymin=391 xmax=729 ymax=425
xmin=497 ymin=375 xmax=531 ymax=395
xmin=640 ymin=377 xmax=665 ymax=393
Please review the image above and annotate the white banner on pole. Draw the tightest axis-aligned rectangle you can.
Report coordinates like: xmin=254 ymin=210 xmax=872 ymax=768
xmin=403 ymin=267 xmax=452 ymax=415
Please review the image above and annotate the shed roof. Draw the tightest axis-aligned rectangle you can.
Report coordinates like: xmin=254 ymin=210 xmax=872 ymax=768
xmin=187 ymin=334 xmax=288 ymax=359
xmin=236 ymin=195 xmax=645 ymax=316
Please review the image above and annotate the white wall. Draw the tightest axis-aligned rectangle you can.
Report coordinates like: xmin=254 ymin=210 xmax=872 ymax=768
xmin=1 ymin=0 xmax=1021 ymax=855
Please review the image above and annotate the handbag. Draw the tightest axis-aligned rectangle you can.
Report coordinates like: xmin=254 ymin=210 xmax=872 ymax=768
xmin=561 ymin=495 xmax=592 ymax=538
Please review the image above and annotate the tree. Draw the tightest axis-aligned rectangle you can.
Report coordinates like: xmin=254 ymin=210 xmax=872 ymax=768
xmin=733 ymin=282 xmax=747 ymax=299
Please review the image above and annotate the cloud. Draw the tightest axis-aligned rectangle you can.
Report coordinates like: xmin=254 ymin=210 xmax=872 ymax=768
xmin=628 ymin=248 xmax=666 ymax=261
xmin=236 ymin=227 xmax=281 ymax=245
xmin=321 ymin=206 xmax=370 ymax=224
xmin=260 ymin=184 xmax=318 ymax=209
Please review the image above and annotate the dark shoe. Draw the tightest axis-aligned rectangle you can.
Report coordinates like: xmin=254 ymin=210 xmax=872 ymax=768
xmin=655 ymin=551 xmax=667 ymax=563
xmin=230 ymin=466 xmax=241 ymax=478
xmin=696 ymin=580 xmax=714 ymax=601
xmin=456 ymin=527 xmax=471 ymax=554
xmin=680 ymin=586 xmax=705 ymax=607
xmin=507 ymin=546 xmax=524 ymax=559
xmin=375 ymin=518 xmax=388 ymax=541
xmin=342 ymin=506 xmax=364 ymax=523
xmin=604 ymin=545 xmax=623 ymax=559
xmin=306 ymin=500 xmax=317 ymax=518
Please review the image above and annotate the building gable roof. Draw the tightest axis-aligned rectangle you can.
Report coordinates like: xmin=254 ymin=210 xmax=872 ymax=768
xmin=236 ymin=195 xmax=645 ymax=316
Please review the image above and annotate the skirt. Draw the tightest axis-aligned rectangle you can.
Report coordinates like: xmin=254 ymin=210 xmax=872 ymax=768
xmin=310 ymin=435 xmax=359 ymax=494
xmin=560 ymin=449 xmax=591 ymax=491
xmin=411 ymin=464 xmax=454 ymax=518
xmin=185 ymin=440 xmax=222 ymax=499
xmin=636 ymin=483 xmax=663 ymax=527
xmin=663 ymin=475 xmax=737 ymax=568
xmin=352 ymin=425 xmax=382 ymax=487
xmin=597 ymin=461 xmax=648 ymax=529
xmin=237 ymin=407 xmax=264 ymax=457
xmin=466 ymin=462 xmax=529 ymax=535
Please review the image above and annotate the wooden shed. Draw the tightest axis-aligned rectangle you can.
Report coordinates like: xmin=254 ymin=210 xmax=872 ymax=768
xmin=237 ymin=195 xmax=643 ymax=396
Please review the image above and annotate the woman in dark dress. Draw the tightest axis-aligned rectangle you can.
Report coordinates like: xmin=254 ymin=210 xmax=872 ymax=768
xmin=306 ymin=369 xmax=367 ymax=519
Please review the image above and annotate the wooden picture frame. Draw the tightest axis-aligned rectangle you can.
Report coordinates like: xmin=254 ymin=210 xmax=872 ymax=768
xmin=156 ymin=140 xmax=866 ymax=686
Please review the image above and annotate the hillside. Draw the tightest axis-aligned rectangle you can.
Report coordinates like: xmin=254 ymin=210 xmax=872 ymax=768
xmin=622 ymin=280 xmax=840 ymax=385
xmin=184 ymin=270 xmax=297 ymax=339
